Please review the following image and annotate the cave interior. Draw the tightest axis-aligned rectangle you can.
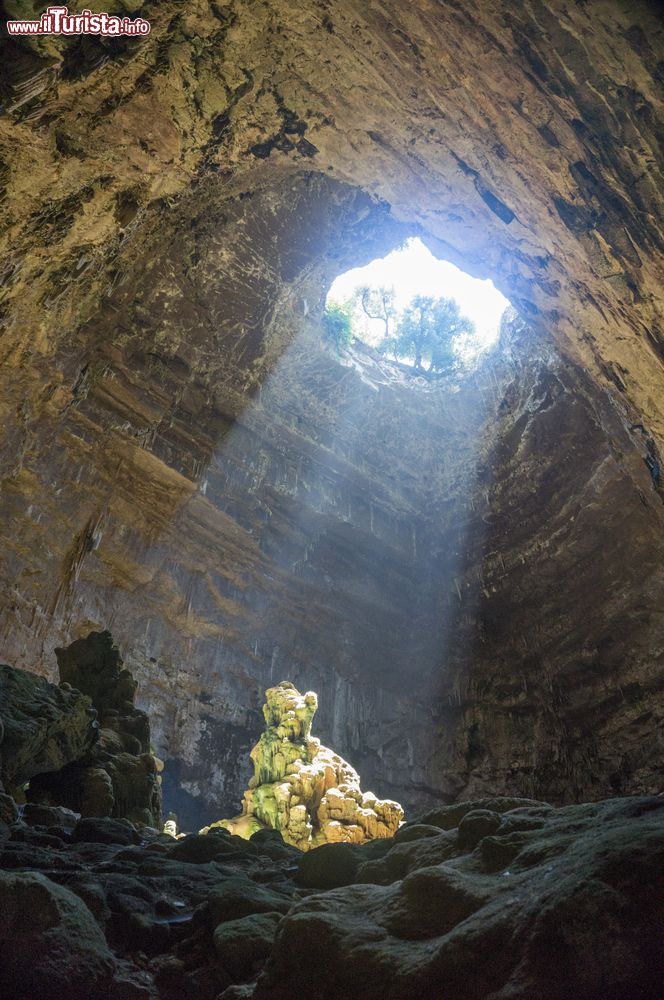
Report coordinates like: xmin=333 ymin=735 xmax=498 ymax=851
xmin=0 ymin=1 xmax=664 ymax=998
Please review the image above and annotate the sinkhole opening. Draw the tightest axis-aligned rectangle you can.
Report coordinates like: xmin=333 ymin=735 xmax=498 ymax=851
xmin=324 ymin=237 xmax=510 ymax=374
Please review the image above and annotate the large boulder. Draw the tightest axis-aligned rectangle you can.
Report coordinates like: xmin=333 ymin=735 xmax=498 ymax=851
xmin=74 ymin=816 xmax=142 ymax=846
xmin=0 ymin=871 xmax=116 ymax=999
xmin=28 ymin=632 xmax=162 ymax=827
xmin=55 ymin=632 xmax=150 ymax=753
xmin=212 ymin=681 xmax=403 ymax=850
xmin=295 ymin=842 xmax=363 ymax=889
xmin=214 ymin=912 xmax=283 ymax=981
xmin=207 ymin=876 xmax=294 ymax=924
xmin=0 ymin=663 xmax=97 ymax=798
xmin=56 ymin=631 xmax=150 ymax=753
xmin=30 ymin=744 xmax=162 ymax=827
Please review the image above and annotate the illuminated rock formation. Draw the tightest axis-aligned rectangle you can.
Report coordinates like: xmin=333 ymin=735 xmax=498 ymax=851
xmin=212 ymin=682 xmax=403 ymax=850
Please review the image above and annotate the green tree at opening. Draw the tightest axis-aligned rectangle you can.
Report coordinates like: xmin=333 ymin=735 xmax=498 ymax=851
xmin=379 ymin=294 xmax=475 ymax=374
xmin=354 ymin=285 xmax=397 ymax=340
xmin=322 ymin=301 xmax=353 ymax=349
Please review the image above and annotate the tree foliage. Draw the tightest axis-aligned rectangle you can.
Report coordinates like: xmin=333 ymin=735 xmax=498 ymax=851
xmin=378 ymin=294 xmax=475 ymax=374
xmin=354 ymin=285 xmax=397 ymax=341
xmin=324 ymin=286 xmax=477 ymax=375
xmin=322 ymin=302 xmax=353 ymax=349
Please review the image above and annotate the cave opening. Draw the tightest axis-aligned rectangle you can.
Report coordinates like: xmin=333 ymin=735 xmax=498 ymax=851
xmin=325 ymin=236 xmax=510 ymax=367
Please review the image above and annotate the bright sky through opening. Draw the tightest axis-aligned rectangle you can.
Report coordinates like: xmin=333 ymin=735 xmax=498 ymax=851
xmin=327 ymin=237 xmax=509 ymax=350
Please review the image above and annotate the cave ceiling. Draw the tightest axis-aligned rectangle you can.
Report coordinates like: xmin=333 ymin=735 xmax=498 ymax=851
xmin=2 ymin=0 xmax=663 ymax=418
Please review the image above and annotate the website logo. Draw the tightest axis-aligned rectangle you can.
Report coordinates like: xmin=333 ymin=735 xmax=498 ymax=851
xmin=6 ymin=6 xmax=151 ymax=37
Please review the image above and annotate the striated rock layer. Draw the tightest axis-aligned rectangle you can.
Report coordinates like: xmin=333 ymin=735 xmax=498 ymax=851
xmin=0 ymin=2 xmax=663 ymax=821
xmin=213 ymin=681 xmax=403 ymax=849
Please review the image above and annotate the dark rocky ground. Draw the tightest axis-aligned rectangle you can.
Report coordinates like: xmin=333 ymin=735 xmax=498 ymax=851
xmin=2 ymin=648 xmax=663 ymax=998
xmin=1 ymin=790 xmax=663 ymax=999
xmin=1 ymin=626 xmax=664 ymax=999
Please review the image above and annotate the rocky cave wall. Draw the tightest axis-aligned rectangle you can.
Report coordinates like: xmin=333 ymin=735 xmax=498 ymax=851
xmin=1 ymin=0 xmax=663 ymax=826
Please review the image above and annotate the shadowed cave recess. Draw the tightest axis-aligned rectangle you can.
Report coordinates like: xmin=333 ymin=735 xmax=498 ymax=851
xmin=1 ymin=1 xmax=664 ymax=998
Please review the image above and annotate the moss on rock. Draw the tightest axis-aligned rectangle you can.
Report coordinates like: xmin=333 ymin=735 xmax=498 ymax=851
xmin=210 ymin=681 xmax=403 ymax=850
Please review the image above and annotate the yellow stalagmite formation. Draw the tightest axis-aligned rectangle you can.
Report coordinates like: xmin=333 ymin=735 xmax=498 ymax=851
xmin=207 ymin=681 xmax=403 ymax=850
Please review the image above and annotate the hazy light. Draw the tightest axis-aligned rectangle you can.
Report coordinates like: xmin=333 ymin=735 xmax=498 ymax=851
xmin=327 ymin=237 xmax=509 ymax=351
